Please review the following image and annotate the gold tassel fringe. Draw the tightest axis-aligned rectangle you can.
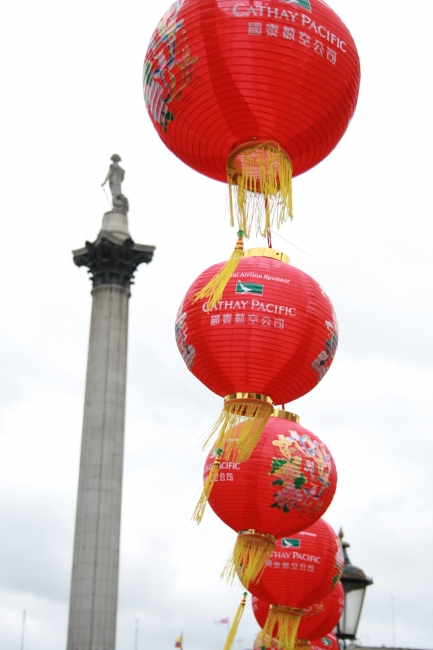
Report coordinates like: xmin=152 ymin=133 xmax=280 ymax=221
xmin=223 ymin=593 xmax=248 ymax=650
xmin=194 ymin=232 xmax=244 ymax=312
xmin=227 ymin=142 xmax=293 ymax=238
xmin=200 ymin=395 xmax=274 ymax=463
xmin=222 ymin=530 xmax=276 ymax=588
xmin=191 ymin=448 xmax=223 ymax=524
xmin=295 ymin=642 xmax=311 ymax=650
xmin=262 ymin=606 xmax=303 ymax=650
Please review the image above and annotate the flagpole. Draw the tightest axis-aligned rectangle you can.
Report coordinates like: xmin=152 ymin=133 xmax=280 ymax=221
xmin=20 ymin=611 xmax=26 ymax=650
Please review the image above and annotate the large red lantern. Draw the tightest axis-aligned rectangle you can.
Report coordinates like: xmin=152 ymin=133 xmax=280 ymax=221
xmin=144 ymin=0 xmax=360 ymax=234
xmin=245 ymin=521 xmax=344 ymax=650
xmin=252 ymin=582 xmax=344 ymax=642
xmin=199 ymin=410 xmax=337 ymax=587
xmin=175 ymin=249 xmax=338 ymax=461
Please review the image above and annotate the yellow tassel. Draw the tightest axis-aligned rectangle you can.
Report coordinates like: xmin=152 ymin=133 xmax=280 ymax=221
xmin=194 ymin=232 xmax=244 ymax=312
xmin=191 ymin=448 xmax=223 ymax=524
xmin=223 ymin=593 xmax=248 ymax=650
xmin=227 ymin=142 xmax=293 ymax=238
xmin=295 ymin=642 xmax=311 ymax=650
xmin=200 ymin=394 xmax=274 ymax=463
xmin=262 ymin=605 xmax=303 ymax=650
xmin=222 ymin=530 xmax=276 ymax=588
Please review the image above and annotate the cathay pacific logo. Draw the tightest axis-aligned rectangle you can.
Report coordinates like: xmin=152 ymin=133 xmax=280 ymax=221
xmin=281 ymin=538 xmax=301 ymax=548
xmin=321 ymin=639 xmax=333 ymax=647
xmin=235 ymin=281 xmax=264 ymax=296
xmin=279 ymin=0 xmax=311 ymax=11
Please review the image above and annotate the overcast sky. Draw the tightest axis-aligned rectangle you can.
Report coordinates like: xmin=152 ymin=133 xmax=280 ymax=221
xmin=0 ymin=1 xmax=432 ymax=649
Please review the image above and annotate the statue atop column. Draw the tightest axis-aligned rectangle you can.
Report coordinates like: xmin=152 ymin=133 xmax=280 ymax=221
xmin=102 ymin=154 xmax=129 ymax=214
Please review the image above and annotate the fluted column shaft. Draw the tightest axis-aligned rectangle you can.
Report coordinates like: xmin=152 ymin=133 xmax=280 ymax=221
xmin=67 ymin=284 xmax=130 ymax=650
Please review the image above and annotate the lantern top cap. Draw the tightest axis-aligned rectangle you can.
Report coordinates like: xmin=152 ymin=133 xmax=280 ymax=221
xmin=243 ymin=247 xmax=290 ymax=265
xmin=272 ymin=410 xmax=300 ymax=423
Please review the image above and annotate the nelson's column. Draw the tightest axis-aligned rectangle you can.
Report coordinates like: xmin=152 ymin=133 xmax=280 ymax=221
xmin=68 ymin=155 xmax=155 ymax=650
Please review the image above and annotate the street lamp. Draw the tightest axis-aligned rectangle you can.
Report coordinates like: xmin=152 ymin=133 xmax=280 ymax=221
xmin=336 ymin=528 xmax=373 ymax=646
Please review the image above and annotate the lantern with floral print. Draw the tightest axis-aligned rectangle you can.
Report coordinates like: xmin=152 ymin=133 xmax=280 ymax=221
xmin=252 ymin=582 xmax=344 ymax=645
xmin=196 ymin=409 xmax=337 ymax=589
xmin=176 ymin=248 xmax=338 ymax=465
xmin=244 ymin=520 xmax=344 ymax=650
xmin=144 ymin=0 xmax=360 ymax=237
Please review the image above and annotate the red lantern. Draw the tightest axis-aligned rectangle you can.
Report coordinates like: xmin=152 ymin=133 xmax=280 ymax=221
xmin=252 ymin=582 xmax=344 ymax=641
xmin=311 ymin=633 xmax=338 ymax=650
xmin=199 ymin=410 xmax=337 ymax=586
xmin=176 ymin=249 xmax=338 ymax=461
xmin=245 ymin=521 xmax=344 ymax=650
xmin=144 ymin=0 xmax=360 ymax=234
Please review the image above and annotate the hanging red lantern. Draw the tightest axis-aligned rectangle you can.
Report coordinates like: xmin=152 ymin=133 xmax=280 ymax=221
xmin=175 ymin=249 xmax=338 ymax=462
xmin=144 ymin=0 xmax=360 ymax=234
xmin=244 ymin=520 xmax=344 ymax=650
xmin=252 ymin=582 xmax=344 ymax=642
xmin=196 ymin=410 xmax=337 ymax=588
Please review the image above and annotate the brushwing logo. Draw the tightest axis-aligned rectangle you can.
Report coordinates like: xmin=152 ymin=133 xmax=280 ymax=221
xmin=279 ymin=0 xmax=312 ymax=11
xmin=281 ymin=538 xmax=301 ymax=548
xmin=321 ymin=639 xmax=333 ymax=647
xmin=235 ymin=281 xmax=264 ymax=295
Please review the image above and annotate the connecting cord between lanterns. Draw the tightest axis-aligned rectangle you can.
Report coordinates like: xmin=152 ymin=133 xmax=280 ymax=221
xmin=191 ymin=448 xmax=223 ymax=524
xmin=267 ymin=225 xmax=272 ymax=249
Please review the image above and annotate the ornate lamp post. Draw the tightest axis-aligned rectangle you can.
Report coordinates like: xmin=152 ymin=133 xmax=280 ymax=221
xmin=336 ymin=529 xmax=373 ymax=647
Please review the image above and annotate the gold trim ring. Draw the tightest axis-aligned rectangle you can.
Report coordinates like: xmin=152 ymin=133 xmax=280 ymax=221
xmin=243 ymin=247 xmax=290 ymax=264
xmin=237 ymin=530 xmax=276 ymax=543
xmin=272 ymin=410 xmax=300 ymax=423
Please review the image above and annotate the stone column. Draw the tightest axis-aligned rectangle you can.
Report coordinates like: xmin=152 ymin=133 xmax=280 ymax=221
xmin=68 ymin=208 xmax=154 ymax=650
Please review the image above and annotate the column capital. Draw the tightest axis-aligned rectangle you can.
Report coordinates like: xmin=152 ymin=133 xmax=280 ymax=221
xmin=73 ymin=236 xmax=155 ymax=289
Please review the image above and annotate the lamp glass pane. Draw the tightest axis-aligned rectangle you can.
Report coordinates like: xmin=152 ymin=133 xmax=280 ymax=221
xmin=340 ymin=588 xmax=365 ymax=637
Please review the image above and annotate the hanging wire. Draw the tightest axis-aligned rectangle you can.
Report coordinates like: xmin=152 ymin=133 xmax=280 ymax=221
xmin=270 ymin=230 xmax=310 ymax=256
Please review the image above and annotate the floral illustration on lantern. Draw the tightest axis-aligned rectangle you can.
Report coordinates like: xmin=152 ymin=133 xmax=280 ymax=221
xmin=302 ymin=602 xmax=326 ymax=619
xmin=175 ymin=301 xmax=196 ymax=369
xmin=312 ymin=314 xmax=339 ymax=382
xmin=333 ymin=538 xmax=345 ymax=586
xmin=269 ymin=429 xmax=332 ymax=513
xmin=144 ymin=0 xmax=198 ymax=132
